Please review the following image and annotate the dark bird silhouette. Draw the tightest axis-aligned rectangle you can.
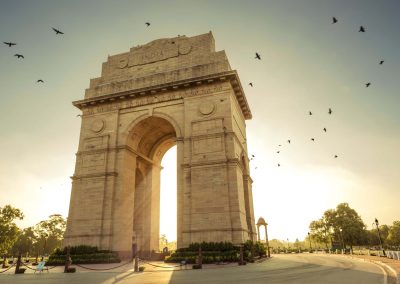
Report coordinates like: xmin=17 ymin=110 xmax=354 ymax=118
xmin=278 ymin=144 xmax=282 ymax=147
xmin=366 ymin=82 xmax=371 ymax=87
xmin=52 ymin=27 xmax=64 ymax=34
xmin=323 ymin=128 xmax=327 ymax=132
xmin=288 ymin=139 xmax=291 ymax=144
xmin=277 ymin=151 xmax=280 ymax=154
xmin=309 ymin=111 xmax=312 ymax=115
xmin=359 ymin=26 xmax=366 ymax=32
xmin=145 ymin=22 xmax=151 ymax=27
xmin=249 ymin=82 xmax=253 ymax=87
xmin=379 ymin=60 xmax=384 ymax=65
xmin=278 ymin=163 xmax=280 ymax=167
xmin=311 ymin=138 xmax=315 ymax=141
xmin=334 ymin=155 xmax=338 ymax=158
xmin=328 ymin=108 xmax=332 ymax=115
xmin=255 ymin=52 xmax=261 ymax=60
xmin=251 ymin=154 xmax=255 ymax=158
xmin=332 ymin=17 xmax=338 ymax=24
xmin=3 ymin=41 xmax=16 ymax=47
xmin=14 ymin=54 xmax=24 ymax=59
xmin=37 ymin=79 xmax=44 ymax=83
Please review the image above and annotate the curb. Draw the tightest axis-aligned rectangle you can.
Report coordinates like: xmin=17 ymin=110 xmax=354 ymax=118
xmin=345 ymin=255 xmax=399 ymax=284
xmin=374 ymin=261 xmax=400 ymax=284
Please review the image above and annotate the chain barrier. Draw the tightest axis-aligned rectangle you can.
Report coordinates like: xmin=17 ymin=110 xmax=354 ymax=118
xmin=20 ymin=262 xmax=59 ymax=272
xmin=138 ymin=259 xmax=183 ymax=269
xmin=0 ymin=264 xmax=15 ymax=273
xmin=74 ymin=260 xmax=133 ymax=271
xmin=19 ymin=262 xmax=37 ymax=271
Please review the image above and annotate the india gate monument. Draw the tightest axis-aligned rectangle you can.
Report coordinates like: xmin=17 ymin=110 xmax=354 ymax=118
xmin=64 ymin=32 xmax=257 ymax=258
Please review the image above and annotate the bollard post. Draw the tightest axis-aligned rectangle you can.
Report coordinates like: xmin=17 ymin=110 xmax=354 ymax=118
xmin=198 ymin=247 xmax=203 ymax=268
xmin=134 ymin=254 xmax=139 ymax=272
xmin=239 ymin=245 xmax=245 ymax=265
xmin=2 ymin=255 xmax=6 ymax=268
xmin=14 ymin=253 xmax=21 ymax=274
xmin=64 ymin=246 xmax=71 ymax=273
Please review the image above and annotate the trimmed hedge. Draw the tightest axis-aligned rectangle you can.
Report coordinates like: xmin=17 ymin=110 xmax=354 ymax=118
xmin=47 ymin=246 xmax=121 ymax=265
xmin=165 ymin=241 xmax=266 ymax=264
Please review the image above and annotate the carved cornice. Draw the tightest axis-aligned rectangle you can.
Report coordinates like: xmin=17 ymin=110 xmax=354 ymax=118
xmin=73 ymin=70 xmax=252 ymax=120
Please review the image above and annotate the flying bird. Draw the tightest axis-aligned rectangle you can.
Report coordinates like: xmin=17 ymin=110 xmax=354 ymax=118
xmin=332 ymin=17 xmax=338 ymax=24
xmin=14 ymin=54 xmax=24 ymax=59
xmin=287 ymin=139 xmax=291 ymax=144
xmin=278 ymin=144 xmax=282 ymax=147
xmin=145 ymin=22 xmax=151 ymax=27
xmin=366 ymin=82 xmax=371 ymax=87
xmin=249 ymin=82 xmax=253 ymax=87
xmin=3 ymin=41 xmax=16 ymax=47
xmin=277 ymin=151 xmax=280 ymax=153
xmin=278 ymin=163 xmax=280 ymax=167
xmin=334 ymin=155 xmax=338 ymax=158
xmin=309 ymin=111 xmax=312 ymax=115
xmin=52 ymin=27 xmax=64 ymax=34
xmin=323 ymin=128 xmax=327 ymax=132
xmin=311 ymin=138 xmax=315 ymax=141
xmin=255 ymin=52 xmax=261 ymax=60
xmin=37 ymin=79 xmax=44 ymax=83
xmin=328 ymin=108 xmax=332 ymax=115
xmin=379 ymin=60 xmax=384 ymax=65
xmin=359 ymin=26 xmax=366 ymax=32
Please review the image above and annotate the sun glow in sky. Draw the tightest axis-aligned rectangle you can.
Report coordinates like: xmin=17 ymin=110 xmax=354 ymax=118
xmin=1 ymin=0 xmax=399 ymax=243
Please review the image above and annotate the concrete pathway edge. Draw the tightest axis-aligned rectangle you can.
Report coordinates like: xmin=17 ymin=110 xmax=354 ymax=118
xmin=344 ymin=255 xmax=399 ymax=284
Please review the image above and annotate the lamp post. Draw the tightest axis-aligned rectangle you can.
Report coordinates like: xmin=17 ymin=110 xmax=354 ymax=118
xmin=307 ymin=232 xmax=312 ymax=251
xmin=339 ymin=228 xmax=345 ymax=252
xmin=265 ymin=222 xmax=270 ymax=257
xmin=374 ymin=218 xmax=385 ymax=256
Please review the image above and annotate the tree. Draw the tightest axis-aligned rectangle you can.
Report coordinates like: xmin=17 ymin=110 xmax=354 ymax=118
xmin=33 ymin=214 xmax=66 ymax=255
xmin=309 ymin=218 xmax=331 ymax=249
xmin=0 ymin=205 xmax=24 ymax=255
xmin=159 ymin=234 xmax=168 ymax=251
xmin=332 ymin=203 xmax=366 ymax=249
xmin=11 ymin=227 xmax=36 ymax=256
xmin=387 ymin=221 xmax=400 ymax=247
xmin=309 ymin=203 xmax=366 ymax=250
xmin=367 ymin=224 xmax=390 ymax=247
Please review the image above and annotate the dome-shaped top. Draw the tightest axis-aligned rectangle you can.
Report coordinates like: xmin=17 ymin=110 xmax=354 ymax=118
xmin=256 ymin=217 xmax=267 ymax=226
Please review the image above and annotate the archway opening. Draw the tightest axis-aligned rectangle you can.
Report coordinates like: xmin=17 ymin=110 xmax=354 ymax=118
xmin=127 ymin=116 xmax=178 ymax=257
xmin=159 ymin=145 xmax=177 ymax=251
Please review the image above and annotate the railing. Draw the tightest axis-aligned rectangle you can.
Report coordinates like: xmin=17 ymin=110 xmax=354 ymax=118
xmin=386 ymin=251 xmax=400 ymax=260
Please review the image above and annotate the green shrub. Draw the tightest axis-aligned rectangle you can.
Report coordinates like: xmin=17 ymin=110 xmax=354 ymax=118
xmin=47 ymin=246 xmax=120 ymax=265
xmin=66 ymin=267 xmax=76 ymax=273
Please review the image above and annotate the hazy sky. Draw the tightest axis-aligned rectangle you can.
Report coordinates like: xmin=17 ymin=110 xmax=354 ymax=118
xmin=1 ymin=0 xmax=399 ymax=243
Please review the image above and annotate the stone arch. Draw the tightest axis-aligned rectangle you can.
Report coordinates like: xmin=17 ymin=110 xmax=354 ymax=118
xmin=122 ymin=112 xmax=182 ymax=146
xmin=64 ymin=33 xmax=257 ymax=258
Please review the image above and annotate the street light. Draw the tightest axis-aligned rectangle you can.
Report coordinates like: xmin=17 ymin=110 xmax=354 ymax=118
xmin=339 ymin=228 xmax=345 ymax=252
xmin=307 ymin=232 xmax=312 ymax=251
xmin=374 ymin=218 xmax=385 ymax=256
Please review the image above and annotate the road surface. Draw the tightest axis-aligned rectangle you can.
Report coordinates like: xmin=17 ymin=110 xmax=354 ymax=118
xmin=0 ymin=253 xmax=390 ymax=284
